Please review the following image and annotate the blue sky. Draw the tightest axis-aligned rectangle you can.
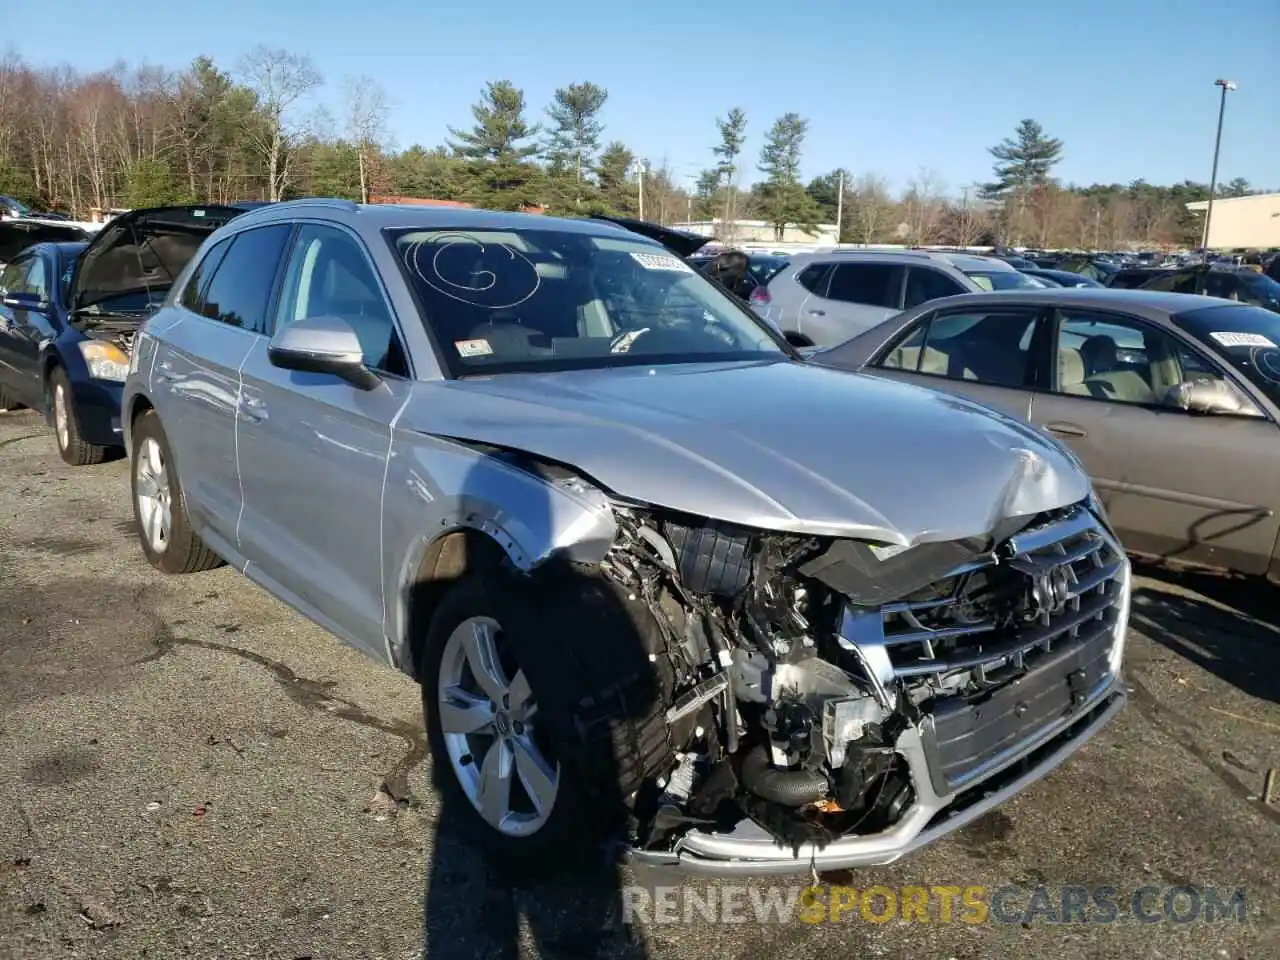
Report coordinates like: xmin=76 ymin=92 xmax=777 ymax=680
xmin=3 ymin=0 xmax=1276 ymax=196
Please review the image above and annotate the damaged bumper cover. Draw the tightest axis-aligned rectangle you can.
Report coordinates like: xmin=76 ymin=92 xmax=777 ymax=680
xmin=628 ymin=680 xmax=1125 ymax=876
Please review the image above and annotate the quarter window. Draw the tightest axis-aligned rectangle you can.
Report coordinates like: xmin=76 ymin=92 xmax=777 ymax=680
xmin=274 ymin=224 xmax=408 ymax=376
xmin=878 ymin=308 xmax=1040 ymax=387
xmin=198 ymin=225 xmax=292 ymax=334
xmin=825 ymin=263 xmax=903 ymax=308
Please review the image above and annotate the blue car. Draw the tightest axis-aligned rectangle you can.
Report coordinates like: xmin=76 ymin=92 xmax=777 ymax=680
xmin=0 ymin=204 xmax=256 ymax=464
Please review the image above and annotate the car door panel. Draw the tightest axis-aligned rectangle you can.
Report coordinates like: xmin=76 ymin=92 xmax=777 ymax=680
xmin=234 ymin=221 xmax=413 ymax=657
xmin=1030 ymin=307 xmax=1280 ymax=573
xmin=0 ymin=255 xmax=52 ymax=405
xmin=153 ymin=316 xmax=257 ymax=542
xmin=237 ymin=341 xmax=410 ymax=656
xmin=1029 ymin=393 xmax=1280 ymax=572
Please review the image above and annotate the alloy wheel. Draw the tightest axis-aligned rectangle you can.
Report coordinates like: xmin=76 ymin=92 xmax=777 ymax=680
xmin=437 ymin=615 xmax=560 ymax=837
xmin=53 ymin=383 xmax=69 ymax=451
xmin=135 ymin=436 xmax=172 ymax=553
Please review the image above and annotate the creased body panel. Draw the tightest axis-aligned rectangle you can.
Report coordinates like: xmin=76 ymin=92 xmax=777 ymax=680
xmin=398 ymin=360 xmax=1090 ymax=546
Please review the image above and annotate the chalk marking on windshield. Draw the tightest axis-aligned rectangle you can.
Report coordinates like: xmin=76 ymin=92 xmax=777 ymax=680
xmin=404 ymin=234 xmax=541 ymax=310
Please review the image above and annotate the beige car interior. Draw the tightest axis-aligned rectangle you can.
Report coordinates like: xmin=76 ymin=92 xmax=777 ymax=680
xmin=884 ymin=315 xmax=1031 ymax=388
xmin=1057 ymin=325 xmax=1188 ymax=405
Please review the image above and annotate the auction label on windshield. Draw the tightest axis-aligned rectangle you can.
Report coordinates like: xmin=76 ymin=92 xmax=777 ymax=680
xmin=630 ymin=252 xmax=693 ymax=273
xmin=1209 ymin=331 xmax=1276 ymax=348
xmin=454 ymin=338 xmax=493 ymax=357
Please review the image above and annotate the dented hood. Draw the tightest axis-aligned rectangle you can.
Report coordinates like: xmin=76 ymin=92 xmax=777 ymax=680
xmin=408 ymin=360 xmax=1090 ymax=546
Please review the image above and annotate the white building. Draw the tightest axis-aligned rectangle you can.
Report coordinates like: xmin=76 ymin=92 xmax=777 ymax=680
xmin=1184 ymin=192 xmax=1280 ymax=249
xmin=668 ymin=218 xmax=840 ymax=251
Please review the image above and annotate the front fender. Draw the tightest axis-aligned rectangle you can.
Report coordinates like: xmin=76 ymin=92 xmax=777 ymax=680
xmin=382 ymin=430 xmax=618 ymax=670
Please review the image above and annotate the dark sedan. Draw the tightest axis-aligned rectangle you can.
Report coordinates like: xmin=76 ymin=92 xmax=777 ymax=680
xmin=811 ymin=288 xmax=1280 ymax=579
xmin=0 ymin=204 xmax=256 ymax=464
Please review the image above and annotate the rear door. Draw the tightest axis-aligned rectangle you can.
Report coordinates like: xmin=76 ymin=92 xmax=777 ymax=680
xmin=804 ymin=262 xmax=905 ymax=345
xmin=153 ymin=225 xmax=292 ymax=549
xmin=236 ymin=221 xmax=414 ymax=657
xmin=1027 ymin=306 xmax=1280 ymax=573
xmin=866 ymin=303 xmax=1047 ymax=420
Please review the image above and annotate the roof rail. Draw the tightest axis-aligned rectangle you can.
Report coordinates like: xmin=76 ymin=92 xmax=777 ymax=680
xmin=270 ymin=197 xmax=360 ymax=212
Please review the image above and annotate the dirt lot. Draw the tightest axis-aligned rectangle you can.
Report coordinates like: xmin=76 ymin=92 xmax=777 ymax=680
xmin=0 ymin=407 xmax=1277 ymax=960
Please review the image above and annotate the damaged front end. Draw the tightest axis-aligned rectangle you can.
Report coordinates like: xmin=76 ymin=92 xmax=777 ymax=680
xmin=602 ymin=498 xmax=1130 ymax=875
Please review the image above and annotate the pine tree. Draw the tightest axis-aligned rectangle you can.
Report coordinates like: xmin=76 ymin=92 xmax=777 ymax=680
xmin=982 ymin=119 xmax=1063 ymax=198
xmin=544 ymin=81 xmax=608 ymax=211
xmin=712 ymin=108 xmax=747 ymax=229
xmin=447 ymin=80 xmax=543 ymax=210
xmin=757 ymin=113 xmax=819 ymax=241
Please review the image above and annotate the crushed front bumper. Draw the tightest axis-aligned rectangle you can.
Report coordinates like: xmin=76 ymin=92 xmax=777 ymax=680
xmin=627 ymin=677 xmax=1125 ymax=877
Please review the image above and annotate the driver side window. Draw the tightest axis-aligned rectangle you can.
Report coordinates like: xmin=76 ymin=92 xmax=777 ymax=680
xmin=273 ymin=225 xmax=409 ymax=377
xmin=1053 ymin=310 xmax=1254 ymax=414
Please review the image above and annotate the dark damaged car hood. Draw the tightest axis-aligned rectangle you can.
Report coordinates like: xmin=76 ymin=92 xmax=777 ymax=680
xmin=70 ymin=204 xmax=256 ymax=316
xmin=407 ymin=360 xmax=1091 ymax=546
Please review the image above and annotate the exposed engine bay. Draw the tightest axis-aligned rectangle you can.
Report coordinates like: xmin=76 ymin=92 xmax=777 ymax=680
xmin=596 ymin=499 xmax=1125 ymax=854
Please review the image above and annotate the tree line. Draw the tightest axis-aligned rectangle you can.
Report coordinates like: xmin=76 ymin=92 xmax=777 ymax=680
xmin=0 ymin=49 xmax=1266 ymax=248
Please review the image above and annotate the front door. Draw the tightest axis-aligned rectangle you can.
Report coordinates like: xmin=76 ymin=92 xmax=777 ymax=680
xmin=1029 ymin=306 xmax=1280 ymax=573
xmin=867 ymin=303 xmax=1047 ymax=421
xmin=236 ymin=222 xmax=414 ymax=656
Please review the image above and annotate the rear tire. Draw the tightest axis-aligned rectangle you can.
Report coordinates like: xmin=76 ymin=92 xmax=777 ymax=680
xmin=419 ymin=565 xmax=673 ymax=877
xmin=50 ymin=367 xmax=108 ymax=466
xmin=130 ymin=410 xmax=223 ymax=574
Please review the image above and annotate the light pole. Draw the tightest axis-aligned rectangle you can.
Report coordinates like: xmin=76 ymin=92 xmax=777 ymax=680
xmin=634 ymin=160 xmax=647 ymax=221
xmin=1201 ymin=78 xmax=1237 ymax=250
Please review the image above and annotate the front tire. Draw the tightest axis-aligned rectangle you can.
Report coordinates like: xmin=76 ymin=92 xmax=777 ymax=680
xmin=130 ymin=410 xmax=223 ymax=574
xmin=49 ymin=367 xmax=107 ymax=466
xmin=419 ymin=567 xmax=673 ymax=875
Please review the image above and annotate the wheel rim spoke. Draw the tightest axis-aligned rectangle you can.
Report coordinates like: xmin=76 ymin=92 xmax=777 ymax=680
xmin=512 ymin=733 xmax=557 ymax=816
xmin=462 ymin=619 xmax=508 ymax=706
xmin=477 ymin=738 xmax=514 ymax=829
xmin=439 ymin=686 xmax=495 ymax=735
xmin=507 ymin=669 xmax=536 ymax=721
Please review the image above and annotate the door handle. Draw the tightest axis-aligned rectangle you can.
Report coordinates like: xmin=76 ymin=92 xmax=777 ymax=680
xmin=1045 ymin=421 xmax=1087 ymax=439
xmin=806 ymin=309 xmax=826 ymax=316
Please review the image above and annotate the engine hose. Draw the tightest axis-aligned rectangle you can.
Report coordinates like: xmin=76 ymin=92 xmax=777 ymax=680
xmin=739 ymin=744 xmax=829 ymax=807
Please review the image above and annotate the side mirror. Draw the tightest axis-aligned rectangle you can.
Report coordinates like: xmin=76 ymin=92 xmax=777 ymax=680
xmin=2 ymin=291 xmax=47 ymax=312
xmin=1164 ymin=378 xmax=1260 ymax=417
xmin=267 ymin=315 xmax=381 ymax=391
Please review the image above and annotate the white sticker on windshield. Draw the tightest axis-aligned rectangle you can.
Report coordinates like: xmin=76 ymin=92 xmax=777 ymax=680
xmin=1210 ymin=331 xmax=1276 ymax=348
xmin=630 ymin=252 xmax=693 ymax=273
xmin=454 ymin=338 xmax=493 ymax=358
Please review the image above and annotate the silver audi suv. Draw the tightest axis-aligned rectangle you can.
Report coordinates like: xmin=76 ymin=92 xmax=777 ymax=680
xmin=120 ymin=199 xmax=1129 ymax=875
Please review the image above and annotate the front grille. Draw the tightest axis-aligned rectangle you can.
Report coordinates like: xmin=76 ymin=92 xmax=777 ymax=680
xmin=871 ymin=506 xmax=1125 ymax=683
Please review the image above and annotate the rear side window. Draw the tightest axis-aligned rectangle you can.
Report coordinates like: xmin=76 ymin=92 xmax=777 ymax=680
xmin=796 ymin=262 xmax=832 ymax=294
xmin=180 ymin=237 xmax=233 ymax=315
xmin=196 ymin=225 xmax=292 ymax=334
xmin=826 ymin=263 xmax=903 ymax=308
xmin=904 ymin=267 xmax=967 ymax=308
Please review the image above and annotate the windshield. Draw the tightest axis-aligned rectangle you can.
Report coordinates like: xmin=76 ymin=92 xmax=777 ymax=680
xmin=389 ymin=227 xmax=788 ymax=374
xmin=1173 ymin=303 xmax=1280 ymax=407
xmin=963 ymin=269 xmax=1041 ymax=291
xmin=1 ymin=196 xmax=31 ymax=216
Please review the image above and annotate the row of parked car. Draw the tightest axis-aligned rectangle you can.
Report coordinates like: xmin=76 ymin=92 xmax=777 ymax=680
xmin=0 ymin=198 xmax=1271 ymax=880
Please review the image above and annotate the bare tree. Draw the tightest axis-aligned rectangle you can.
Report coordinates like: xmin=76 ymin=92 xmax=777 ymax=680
xmin=238 ymin=46 xmax=321 ymax=201
xmin=344 ymin=74 xmax=389 ymax=203
xmin=902 ymin=167 xmax=947 ymax=244
xmin=847 ymin=174 xmax=895 ymax=246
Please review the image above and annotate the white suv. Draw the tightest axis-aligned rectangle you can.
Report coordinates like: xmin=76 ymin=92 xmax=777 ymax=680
xmin=752 ymin=250 xmax=1043 ymax=346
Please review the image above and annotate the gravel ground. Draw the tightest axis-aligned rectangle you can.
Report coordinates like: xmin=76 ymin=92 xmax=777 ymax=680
xmin=0 ymin=407 xmax=1276 ymax=960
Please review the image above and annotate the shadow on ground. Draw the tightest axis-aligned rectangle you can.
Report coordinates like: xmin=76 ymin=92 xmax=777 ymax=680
xmin=1130 ymin=562 xmax=1280 ymax=704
